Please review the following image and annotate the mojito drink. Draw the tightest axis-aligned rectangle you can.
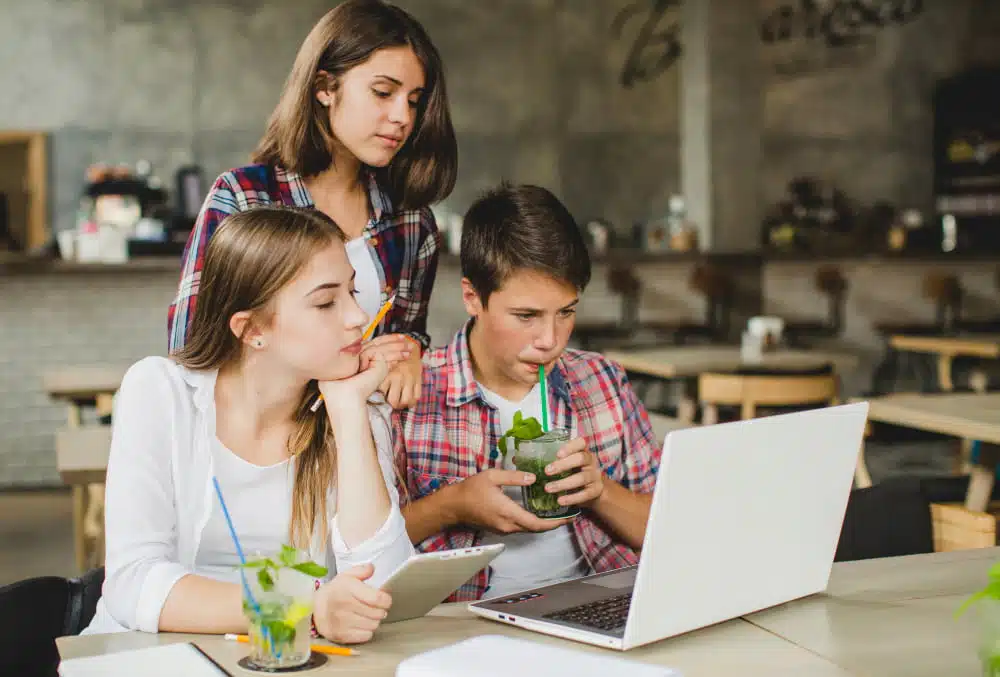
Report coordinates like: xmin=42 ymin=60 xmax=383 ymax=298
xmin=242 ymin=566 xmax=315 ymax=669
xmin=513 ymin=428 xmax=580 ymax=519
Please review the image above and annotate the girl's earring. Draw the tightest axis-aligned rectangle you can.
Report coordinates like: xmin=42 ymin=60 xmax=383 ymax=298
xmin=252 ymin=338 xmax=265 ymax=349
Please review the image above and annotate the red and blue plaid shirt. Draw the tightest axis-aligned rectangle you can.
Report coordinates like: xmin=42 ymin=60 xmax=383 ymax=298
xmin=167 ymin=164 xmax=440 ymax=353
xmin=393 ymin=322 xmax=661 ymax=602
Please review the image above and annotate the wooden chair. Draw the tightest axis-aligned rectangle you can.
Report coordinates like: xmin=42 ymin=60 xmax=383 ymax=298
xmin=56 ymin=426 xmax=111 ymax=572
xmin=783 ymin=266 xmax=848 ymax=346
xmin=698 ymin=367 xmax=839 ymax=425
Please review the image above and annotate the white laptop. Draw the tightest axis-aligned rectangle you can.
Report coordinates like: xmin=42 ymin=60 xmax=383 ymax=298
xmin=469 ymin=402 xmax=869 ymax=651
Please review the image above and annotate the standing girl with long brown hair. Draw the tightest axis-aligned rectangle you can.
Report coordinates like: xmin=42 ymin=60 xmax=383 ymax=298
xmin=168 ymin=0 xmax=457 ymax=410
xmin=85 ymin=206 xmax=413 ymax=644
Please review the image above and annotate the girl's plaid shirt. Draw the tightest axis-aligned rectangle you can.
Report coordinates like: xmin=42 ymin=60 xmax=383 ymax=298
xmin=167 ymin=164 xmax=440 ymax=353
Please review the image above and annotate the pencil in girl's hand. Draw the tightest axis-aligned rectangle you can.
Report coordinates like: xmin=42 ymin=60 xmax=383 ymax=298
xmin=362 ymin=294 xmax=396 ymax=341
xmin=309 ymin=294 xmax=396 ymax=413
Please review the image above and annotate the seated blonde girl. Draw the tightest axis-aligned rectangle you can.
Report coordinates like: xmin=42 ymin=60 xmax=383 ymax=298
xmin=83 ymin=206 xmax=414 ymax=644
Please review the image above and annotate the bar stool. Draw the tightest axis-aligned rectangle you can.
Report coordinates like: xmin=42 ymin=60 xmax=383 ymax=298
xmin=573 ymin=266 xmax=694 ymax=351
xmin=783 ymin=266 xmax=848 ymax=347
xmin=871 ymin=273 xmax=963 ymax=394
xmin=674 ymin=263 xmax=734 ymax=344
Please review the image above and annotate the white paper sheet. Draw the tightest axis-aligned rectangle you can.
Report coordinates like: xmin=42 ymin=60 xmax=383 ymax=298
xmin=395 ymin=635 xmax=681 ymax=677
xmin=59 ymin=642 xmax=229 ymax=677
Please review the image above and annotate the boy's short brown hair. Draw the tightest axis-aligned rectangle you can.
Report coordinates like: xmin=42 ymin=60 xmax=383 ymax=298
xmin=461 ymin=183 xmax=592 ymax=305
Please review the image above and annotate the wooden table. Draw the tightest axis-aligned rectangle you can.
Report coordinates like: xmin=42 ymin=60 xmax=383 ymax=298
xmin=859 ymin=393 xmax=1000 ymax=511
xmin=604 ymin=345 xmax=860 ymax=380
xmin=889 ymin=334 xmax=1000 ymax=391
xmin=744 ymin=547 xmax=993 ymax=677
xmin=43 ymin=364 xmax=128 ymax=571
xmin=42 ymin=365 xmax=129 ymax=418
xmin=605 ymin=345 xmax=859 ymax=423
xmin=58 ymin=549 xmax=994 ymax=676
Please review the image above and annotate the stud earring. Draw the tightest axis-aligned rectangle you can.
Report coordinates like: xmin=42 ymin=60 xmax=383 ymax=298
xmin=252 ymin=338 xmax=265 ymax=349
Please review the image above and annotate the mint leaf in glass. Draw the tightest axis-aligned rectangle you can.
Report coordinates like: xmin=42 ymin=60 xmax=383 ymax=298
xmin=292 ymin=562 xmax=329 ymax=578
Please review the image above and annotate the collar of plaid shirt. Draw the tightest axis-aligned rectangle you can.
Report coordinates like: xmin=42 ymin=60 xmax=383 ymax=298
xmin=402 ymin=321 xmax=657 ymax=602
xmin=274 ymin=165 xmax=394 ymax=222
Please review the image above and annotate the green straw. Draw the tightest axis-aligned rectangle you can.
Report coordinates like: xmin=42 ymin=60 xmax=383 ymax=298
xmin=538 ymin=365 xmax=549 ymax=432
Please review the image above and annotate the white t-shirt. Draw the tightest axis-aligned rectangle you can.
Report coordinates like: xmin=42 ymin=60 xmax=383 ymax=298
xmin=194 ymin=439 xmax=295 ymax=582
xmin=345 ymin=236 xmax=382 ymax=324
xmin=82 ymin=357 xmax=414 ymax=635
xmin=478 ymin=383 xmax=591 ymax=599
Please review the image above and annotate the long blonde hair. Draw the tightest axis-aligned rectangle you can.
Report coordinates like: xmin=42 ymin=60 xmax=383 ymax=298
xmin=173 ymin=206 xmax=345 ymax=548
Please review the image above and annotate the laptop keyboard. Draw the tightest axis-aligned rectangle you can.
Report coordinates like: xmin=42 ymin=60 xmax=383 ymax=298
xmin=542 ymin=592 xmax=632 ymax=632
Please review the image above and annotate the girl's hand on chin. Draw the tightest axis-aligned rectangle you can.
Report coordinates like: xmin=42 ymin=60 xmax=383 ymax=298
xmin=318 ymin=353 xmax=390 ymax=407
xmin=359 ymin=334 xmax=412 ymax=368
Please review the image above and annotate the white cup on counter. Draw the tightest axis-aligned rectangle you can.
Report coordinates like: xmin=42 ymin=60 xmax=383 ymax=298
xmin=56 ymin=230 xmax=76 ymax=261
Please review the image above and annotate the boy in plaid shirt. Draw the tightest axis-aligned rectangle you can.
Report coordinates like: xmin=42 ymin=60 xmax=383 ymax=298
xmin=394 ymin=184 xmax=661 ymax=601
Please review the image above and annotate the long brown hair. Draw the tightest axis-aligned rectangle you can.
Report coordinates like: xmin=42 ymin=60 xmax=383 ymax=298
xmin=252 ymin=0 xmax=457 ymax=210
xmin=173 ymin=206 xmax=345 ymax=548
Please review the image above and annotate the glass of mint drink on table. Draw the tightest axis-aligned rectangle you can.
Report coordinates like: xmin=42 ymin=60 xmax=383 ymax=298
xmin=240 ymin=545 xmax=327 ymax=669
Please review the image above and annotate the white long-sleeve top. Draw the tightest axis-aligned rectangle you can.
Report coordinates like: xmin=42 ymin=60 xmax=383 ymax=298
xmin=83 ymin=356 xmax=413 ymax=635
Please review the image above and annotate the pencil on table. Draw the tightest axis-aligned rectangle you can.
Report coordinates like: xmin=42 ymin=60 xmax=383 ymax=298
xmin=224 ymin=633 xmax=356 ymax=657
xmin=309 ymin=294 xmax=396 ymax=413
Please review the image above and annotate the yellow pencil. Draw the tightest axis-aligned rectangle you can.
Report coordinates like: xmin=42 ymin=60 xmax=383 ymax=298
xmin=224 ymin=633 xmax=356 ymax=657
xmin=363 ymin=294 xmax=396 ymax=341
xmin=309 ymin=294 xmax=396 ymax=412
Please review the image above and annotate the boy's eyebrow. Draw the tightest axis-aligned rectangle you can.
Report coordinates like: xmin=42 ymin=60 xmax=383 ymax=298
xmin=509 ymin=299 xmax=580 ymax=313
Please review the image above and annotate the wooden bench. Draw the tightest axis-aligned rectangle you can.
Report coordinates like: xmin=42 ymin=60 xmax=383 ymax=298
xmin=43 ymin=365 xmax=125 ymax=572
xmin=56 ymin=426 xmax=111 ymax=571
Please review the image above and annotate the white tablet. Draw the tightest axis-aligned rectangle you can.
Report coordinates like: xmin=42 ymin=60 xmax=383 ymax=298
xmin=381 ymin=544 xmax=505 ymax=623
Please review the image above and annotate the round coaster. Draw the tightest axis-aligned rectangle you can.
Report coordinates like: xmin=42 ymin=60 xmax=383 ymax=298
xmin=237 ymin=652 xmax=328 ymax=673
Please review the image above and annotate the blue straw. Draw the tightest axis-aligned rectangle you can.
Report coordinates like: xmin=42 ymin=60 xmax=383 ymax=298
xmin=212 ymin=477 xmax=277 ymax=657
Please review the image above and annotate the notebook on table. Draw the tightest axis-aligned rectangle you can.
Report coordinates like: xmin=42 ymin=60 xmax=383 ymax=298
xmin=59 ymin=642 xmax=231 ymax=677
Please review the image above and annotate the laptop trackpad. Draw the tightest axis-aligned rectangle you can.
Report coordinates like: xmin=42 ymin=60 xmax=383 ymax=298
xmin=582 ymin=569 xmax=636 ymax=589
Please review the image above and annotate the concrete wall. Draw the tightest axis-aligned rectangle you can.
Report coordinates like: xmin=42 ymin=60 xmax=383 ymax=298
xmin=1 ymin=0 xmax=999 ymax=240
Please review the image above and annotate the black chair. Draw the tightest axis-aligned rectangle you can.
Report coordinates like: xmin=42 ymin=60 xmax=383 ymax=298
xmin=0 ymin=567 xmax=104 ymax=676
xmin=835 ymin=475 xmax=1000 ymax=562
